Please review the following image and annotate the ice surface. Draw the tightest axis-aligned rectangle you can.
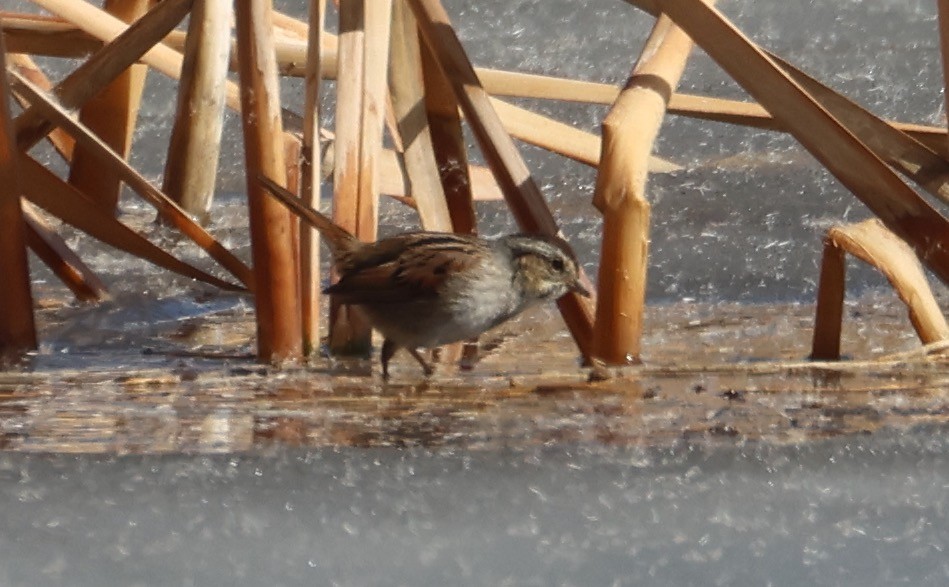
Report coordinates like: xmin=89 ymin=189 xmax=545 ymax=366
xmin=3 ymin=430 xmax=949 ymax=586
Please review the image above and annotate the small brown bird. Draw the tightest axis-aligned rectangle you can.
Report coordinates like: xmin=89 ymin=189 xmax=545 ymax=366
xmin=258 ymin=175 xmax=589 ymax=378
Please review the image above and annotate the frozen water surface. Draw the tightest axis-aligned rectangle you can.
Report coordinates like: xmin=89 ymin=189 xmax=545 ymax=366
xmin=4 ymin=0 xmax=949 ymax=584
xmin=3 ymin=432 xmax=949 ymax=586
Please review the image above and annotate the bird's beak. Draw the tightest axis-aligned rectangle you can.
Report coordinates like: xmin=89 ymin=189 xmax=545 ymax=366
xmin=569 ymin=279 xmax=591 ymax=298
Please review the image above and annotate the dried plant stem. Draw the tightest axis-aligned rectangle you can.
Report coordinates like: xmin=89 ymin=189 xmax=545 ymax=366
xmin=328 ymin=0 xmax=371 ymax=355
xmin=25 ymin=0 xmax=242 ymax=111
xmin=388 ymin=2 xmax=451 ymax=232
xmin=284 ymin=133 xmax=303 ymax=296
xmin=356 ymin=0 xmax=391 ymax=250
xmin=419 ymin=38 xmax=475 ymax=235
xmin=7 ymin=53 xmax=75 ymax=161
xmin=10 ymin=71 xmax=253 ymax=289
xmin=329 ymin=0 xmax=368 ymax=354
xmin=391 ymin=5 xmax=467 ymax=366
xmin=408 ymin=0 xmax=595 ymax=358
xmin=811 ymin=239 xmax=846 ymax=360
xmin=5 ymin=13 xmax=945 ymax=148
xmin=19 ymin=156 xmax=241 ymax=291
xmin=812 ymin=220 xmax=949 ymax=360
xmin=769 ymin=54 xmax=949 ymax=207
xmin=592 ymin=14 xmax=697 ymax=365
xmin=22 ymin=205 xmax=109 ymax=301
xmin=14 ymin=0 xmax=194 ymax=152
xmin=7 ymin=56 xmax=106 ymax=300
xmin=234 ymin=0 xmax=303 ymax=363
xmin=0 ymin=37 xmax=36 ymax=358
xmin=67 ymin=0 xmax=150 ymax=213
xmin=488 ymin=95 xmax=679 ymax=172
xmin=300 ymin=0 xmax=326 ymax=355
xmin=162 ymin=0 xmax=232 ymax=223
xmin=1 ymin=12 xmax=103 ymax=57
xmin=645 ymin=0 xmax=949 ymax=286
xmin=469 ymin=67 xmax=948 ymax=155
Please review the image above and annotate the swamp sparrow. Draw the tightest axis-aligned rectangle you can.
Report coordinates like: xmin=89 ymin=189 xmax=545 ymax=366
xmin=258 ymin=175 xmax=590 ymax=378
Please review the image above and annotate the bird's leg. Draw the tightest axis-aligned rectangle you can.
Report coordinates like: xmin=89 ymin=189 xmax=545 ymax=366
xmin=381 ymin=338 xmax=397 ymax=380
xmin=381 ymin=338 xmax=434 ymax=377
xmin=407 ymin=348 xmax=435 ymax=376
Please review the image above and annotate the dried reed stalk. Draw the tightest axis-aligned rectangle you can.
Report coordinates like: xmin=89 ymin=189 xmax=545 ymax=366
xmin=644 ymin=0 xmax=949 ymax=286
xmin=7 ymin=53 xmax=107 ymax=300
xmin=418 ymin=39 xmax=476 ymax=235
xmin=234 ymin=0 xmax=303 ymax=363
xmin=592 ymin=14 xmax=697 ymax=365
xmin=14 ymin=0 xmax=194 ymax=152
xmin=388 ymin=3 xmax=451 ymax=231
xmin=320 ymin=136 xmax=505 ymax=202
xmin=10 ymin=71 xmax=253 ymax=289
xmin=25 ymin=0 xmax=243 ymax=112
xmin=356 ymin=0 xmax=391 ymax=249
xmin=390 ymin=4 xmax=470 ymax=367
xmin=0 ymin=37 xmax=37 ymax=357
xmin=300 ymin=0 xmax=326 ymax=355
xmin=770 ymin=54 xmax=949 ymax=207
xmin=470 ymin=67 xmax=948 ymax=155
xmin=329 ymin=0 xmax=370 ymax=354
xmin=22 ymin=205 xmax=109 ymax=301
xmin=6 ymin=13 xmax=945 ymax=151
xmin=20 ymin=156 xmax=241 ymax=291
xmin=67 ymin=0 xmax=150 ymax=213
xmin=284 ymin=133 xmax=303 ymax=295
xmin=812 ymin=220 xmax=949 ymax=360
xmin=408 ymin=0 xmax=596 ymax=357
xmin=162 ymin=0 xmax=232 ymax=223
xmin=488 ymin=95 xmax=680 ymax=173
xmin=7 ymin=53 xmax=75 ymax=161
xmin=1 ymin=12 xmax=103 ymax=57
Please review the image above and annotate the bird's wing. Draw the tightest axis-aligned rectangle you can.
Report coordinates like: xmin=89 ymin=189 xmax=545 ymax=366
xmin=326 ymin=236 xmax=486 ymax=304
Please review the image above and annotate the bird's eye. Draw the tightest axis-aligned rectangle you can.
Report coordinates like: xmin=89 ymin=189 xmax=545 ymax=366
xmin=551 ymin=258 xmax=565 ymax=272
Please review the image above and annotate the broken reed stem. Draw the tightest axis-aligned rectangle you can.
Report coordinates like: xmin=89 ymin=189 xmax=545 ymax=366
xmin=20 ymin=155 xmax=241 ymax=291
xmin=812 ymin=220 xmax=949 ymax=361
xmin=390 ymin=4 xmax=466 ymax=366
xmin=388 ymin=4 xmax=451 ymax=231
xmin=10 ymin=70 xmax=252 ymax=290
xmin=26 ymin=0 xmax=243 ymax=112
xmin=407 ymin=0 xmax=596 ymax=358
xmin=811 ymin=239 xmax=846 ymax=360
xmin=67 ymin=0 xmax=150 ymax=214
xmin=300 ymin=0 xmax=326 ymax=355
xmin=22 ymin=201 xmax=109 ymax=301
xmin=284 ymin=133 xmax=303 ymax=293
xmin=6 ymin=13 xmax=946 ymax=150
xmin=234 ymin=0 xmax=303 ymax=364
xmin=419 ymin=35 xmax=476 ymax=234
xmin=329 ymin=0 xmax=371 ymax=355
xmin=0 ymin=37 xmax=37 ymax=358
xmin=642 ymin=0 xmax=949 ymax=286
xmin=592 ymin=14 xmax=698 ymax=365
xmin=7 ymin=53 xmax=75 ymax=161
xmin=14 ymin=0 xmax=194 ymax=152
xmin=768 ymin=53 xmax=949 ymax=207
xmin=356 ymin=0 xmax=391 ymax=252
xmin=9 ymin=55 xmax=107 ymax=300
xmin=162 ymin=0 xmax=232 ymax=224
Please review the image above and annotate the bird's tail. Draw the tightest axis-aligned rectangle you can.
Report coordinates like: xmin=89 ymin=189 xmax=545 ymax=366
xmin=257 ymin=174 xmax=356 ymax=255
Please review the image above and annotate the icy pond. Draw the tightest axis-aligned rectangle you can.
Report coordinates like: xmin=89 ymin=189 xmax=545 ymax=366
xmin=3 ymin=0 xmax=949 ymax=584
